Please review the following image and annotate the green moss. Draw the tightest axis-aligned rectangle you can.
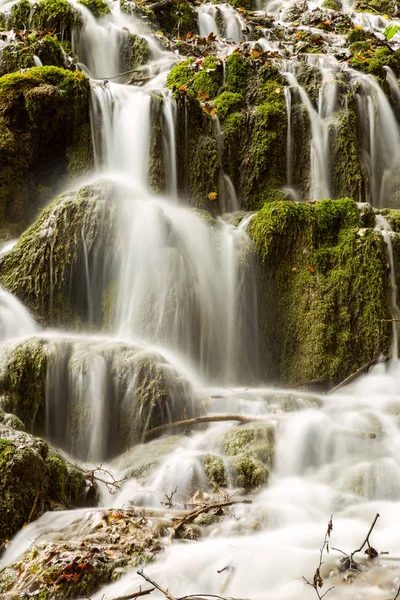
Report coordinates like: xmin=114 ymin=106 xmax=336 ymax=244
xmin=224 ymin=52 xmax=251 ymax=93
xmin=9 ymin=0 xmax=32 ymax=29
xmin=355 ymin=0 xmax=396 ymax=15
xmin=223 ymin=425 xmax=275 ymax=468
xmin=380 ymin=208 xmax=400 ymax=231
xmin=189 ymin=136 xmax=220 ymax=208
xmin=31 ymin=0 xmax=78 ymax=32
xmin=330 ymin=107 xmax=363 ymax=200
xmin=213 ymin=91 xmax=244 ymax=120
xmin=202 ymin=454 xmax=227 ymax=488
xmin=78 ymin=0 xmax=110 ymax=17
xmin=347 ymin=27 xmax=375 ymax=43
xmin=1 ymin=339 xmax=48 ymax=434
xmin=0 ymin=35 xmax=66 ymax=77
xmin=45 ymin=452 xmax=68 ymax=502
xmin=349 ymin=45 xmax=400 ymax=80
xmin=322 ymin=0 xmax=341 ymax=8
xmin=166 ymin=58 xmax=195 ymax=94
xmin=227 ymin=0 xmax=254 ymax=9
xmin=230 ymin=455 xmax=268 ymax=490
xmin=192 ymin=56 xmax=222 ymax=98
xmin=249 ymin=198 xmax=391 ymax=385
xmin=156 ymin=0 xmax=197 ymax=35
xmin=3 ymin=413 xmax=26 ymax=431
xmin=121 ymin=33 xmax=151 ymax=70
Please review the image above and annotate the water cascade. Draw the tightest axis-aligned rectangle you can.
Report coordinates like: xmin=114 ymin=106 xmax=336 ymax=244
xmin=4 ymin=0 xmax=400 ymax=597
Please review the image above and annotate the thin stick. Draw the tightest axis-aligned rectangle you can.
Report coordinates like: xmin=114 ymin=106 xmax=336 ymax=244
xmin=113 ymin=589 xmax=155 ymax=600
xmin=145 ymin=415 xmax=260 ymax=441
xmin=329 ymin=358 xmax=387 ymax=394
xmin=172 ymin=500 xmax=252 ymax=537
xmin=138 ymin=570 xmax=176 ymax=600
xmin=350 ymin=513 xmax=380 ymax=559
xmin=27 ymin=491 xmax=40 ymax=524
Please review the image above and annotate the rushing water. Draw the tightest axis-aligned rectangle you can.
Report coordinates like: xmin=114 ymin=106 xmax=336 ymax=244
xmin=3 ymin=0 xmax=400 ymax=598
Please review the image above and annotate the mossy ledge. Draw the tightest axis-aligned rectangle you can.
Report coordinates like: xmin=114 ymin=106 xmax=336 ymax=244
xmin=249 ymin=198 xmax=392 ymax=386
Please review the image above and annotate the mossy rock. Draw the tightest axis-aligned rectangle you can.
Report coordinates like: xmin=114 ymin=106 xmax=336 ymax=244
xmin=223 ymin=425 xmax=275 ymax=467
xmin=249 ymin=198 xmax=391 ymax=386
xmin=202 ymin=454 xmax=228 ymax=488
xmin=0 ymin=35 xmax=67 ymax=77
xmin=229 ymin=455 xmax=268 ymax=490
xmin=120 ymin=33 xmax=151 ymax=71
xmin=355 ymin=0 xmax=397 ymax=16
xmin=0 ymin=67 xmax=92 ymax=226
xmin=0 ymin=336 xmax=195 ymax=459
xmin=0 ymin=507 xmax=162 ymax=598
xmin=155 ymin=0 xmax=197 ymax=35
xmin=113 ymin=435 xmax=182 ymax=481
xmin=0 ymin=183 xmax=115 ymax=327
xmin=0 ymin=424 xmax=96 ymax=543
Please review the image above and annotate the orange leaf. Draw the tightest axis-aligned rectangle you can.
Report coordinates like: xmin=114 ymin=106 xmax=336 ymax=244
xmin=306 ymin=265 xmax=315 ymax=274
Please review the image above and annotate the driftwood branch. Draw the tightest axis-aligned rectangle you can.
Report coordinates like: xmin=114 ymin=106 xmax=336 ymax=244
xmin=145 ymin=415 xmax=259 ymax=441
xmin=332 ymin=513 xmax=381 ymax=573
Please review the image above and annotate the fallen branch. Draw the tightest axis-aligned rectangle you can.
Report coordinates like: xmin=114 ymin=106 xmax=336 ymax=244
xmin=171 ymin=499 xmax=252 ymax=538
xmin=145 ymin=415 xmax=259 ymax=441
xmin=72 ymin=462 xmax=127 ymax=494
xmin=303 ymin=516 xmax=334 ymax=600
xmin=393 ymin=583 xmax=400 ymax=600
xmin=147 ymin=0 xmax=173 ymax=12
xmin=329 ymin=357 xmax=388 ymax=394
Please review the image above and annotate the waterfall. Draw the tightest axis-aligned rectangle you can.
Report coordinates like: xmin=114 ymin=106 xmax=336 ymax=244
xmin=375 ymin=215 xmax=400 ymax=359
xmin=0 ymin=287 xmax=37 ymax=342
xmin=196 ymin=3 xmax=244 ymax=42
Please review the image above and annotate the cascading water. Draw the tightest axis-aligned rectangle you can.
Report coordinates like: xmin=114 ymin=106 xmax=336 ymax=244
xmin=4 ymin=0 xmax=400 ymax=598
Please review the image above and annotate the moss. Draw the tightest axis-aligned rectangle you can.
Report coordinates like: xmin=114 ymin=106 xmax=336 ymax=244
xmin=213 ymin=91 xmax=244 ymax=120
xmin=9 ymin=0 xmax=32 ymax=29
xmin=380 ymin=208 xmax=400 ymax=232
xmin=45 ymin=452 xmax=68 ymax=502
xmin=121 ymin=33 xmax=151 ymax=71
xmin=330 ymin=107 xmax=363 ymax=200
xmin=166 ymin=58 xmax=195 ymax=94
xmin=227 ymin=0 xmax=254 ymax=9
xmin=3 ymin=413 xmax=26 ymax=431
xmin=0 ymin=35 xmax=66 ymax=77
xmin=156 ymin=0 xmax=197 ymax=35
xmin=1 ymin=339 xmax=48 ymax=434
xmin=202 ymin=454 xmax=227 ymax=488
xmin=230 ymin=455 xmax=268 ymax=490
xmin=31 ymin=0 xmax=78 ymax=32
xmin=322 ymin=0 xmax=341 ymax=8
xmin=349 ymin=45 xmax=400 ymax=81
xmin=189 ymin=136 xmax=220 ymax=208
xmin=347 ymin=27 xmax=375 ymax=44
xmin=0 ymin=67 xmax=91 ymax=224
xmin=192 ymin=56 xmax=222 ymax=99
xmin=223 ymin=425 xmax=275 ymax=468
xmin=78 ymin=0 xmax=110 ymax=17
xmin=249 ymin=198 xmax=391 ymax=385
xmin=355 ymin=0 xmax=396 ymax=15
xmin=224 ymin=52 xmax=251 ymax=93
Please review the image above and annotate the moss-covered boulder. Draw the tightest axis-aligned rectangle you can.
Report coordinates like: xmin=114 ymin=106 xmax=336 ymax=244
xmin=0 ymin=183 xmax=114 ymax=326
xmin=249 ymin=198 xmax=391 ymax=386
xmin=0 ymin=34 xmax=67 ymax=77
xmin=8 ymin=0 xmax=79 ymax=33
xmin=0 ymin=66 xmax=92 ymax=232
xmin=0 ymin=336 xmax=195 ymax=459
xmin=0 ymin=507 xmax=162 ymax=598
xmin=0 ymin=424 xmax=96 ymax=543
xmin=201 ymin=454 xmax=228 ymax=488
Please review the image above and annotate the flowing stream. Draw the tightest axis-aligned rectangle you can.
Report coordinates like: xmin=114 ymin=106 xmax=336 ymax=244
xmin=3 ymin=0 xmax=400 ymax=599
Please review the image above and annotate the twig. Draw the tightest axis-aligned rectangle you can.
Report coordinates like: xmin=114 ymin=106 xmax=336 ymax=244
xmin=27 ymin=491 xmax=40 ymax=524
xmin=335 ymin=513 xmax=381 ymax=573
xmin=138 ymin=570 xmax=177 ymax=600
xmin=72 ymin=462 xmax=127 ymax=494
xmin=303 ymin=516 xmax=334 ymax=600
xmin=112 ymin=588 xmax=155 ymax=600
xmin=350 ymin=513 xmax=380 ymax=560
xmin=393 ymin=583 xmax=400 ymax=600
xmin=144 ymin=415 xmax=260 ymax=441
xmin=162 ymin=485 xmax=179 ymax=507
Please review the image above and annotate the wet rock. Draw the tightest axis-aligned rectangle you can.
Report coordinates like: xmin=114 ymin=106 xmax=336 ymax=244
xmin=0 ymin=507 xmax=163 ymax=598
xmin=0 ymin=424 xmax=97 ymax=543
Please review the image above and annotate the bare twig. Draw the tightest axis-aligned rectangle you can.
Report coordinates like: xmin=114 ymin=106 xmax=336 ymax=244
xmin=145 ymin=415 xmax=260 ymax=441
xmin=393 ymin=583 xmax=400 ymax=600
xmin=303 ymin=516 xmax=334 ymax=600
xmin=329 ymin=358 xmax=388 ymax=394
xmin=162 ymin=485 xmax=179 ymax=507
xmin=138 ymin=570 xmax=177 ymax=600
xmin=27 ymin=491 xmax=40 ymax=524
xmin=112 ymin=589 xmax=155 ymax=600
xmin=72 ymin=462 xmax=127 ymax=494
xmin=334 ymin=513 xmax=381 ymax=574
